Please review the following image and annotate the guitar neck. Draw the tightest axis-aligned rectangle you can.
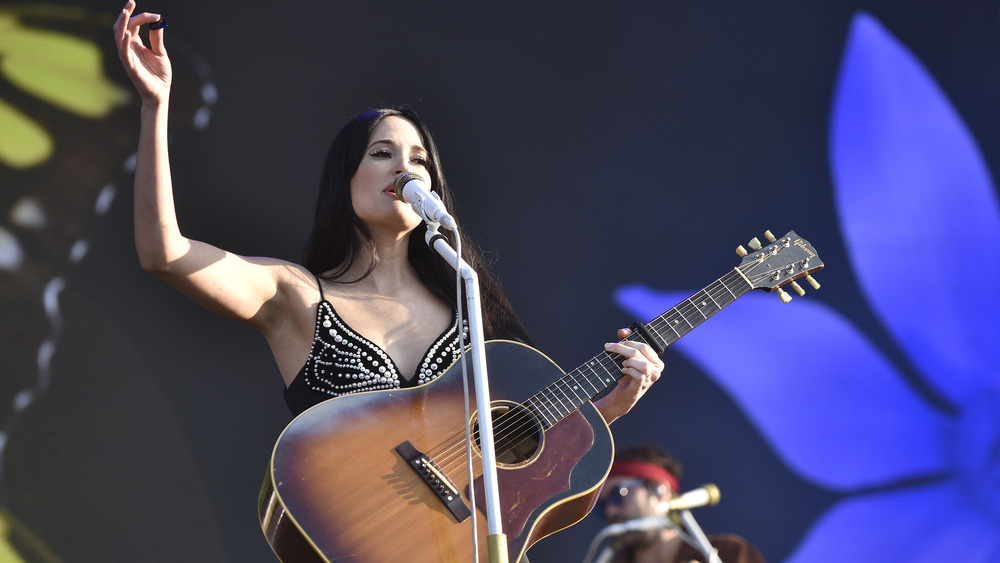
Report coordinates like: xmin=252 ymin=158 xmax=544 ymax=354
xmin=524 ymin=268 xmax=753 ymax=428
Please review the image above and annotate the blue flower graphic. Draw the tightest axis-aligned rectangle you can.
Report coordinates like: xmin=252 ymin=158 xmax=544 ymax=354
xmin=614 ymin=12 xmax=1000 ymax=561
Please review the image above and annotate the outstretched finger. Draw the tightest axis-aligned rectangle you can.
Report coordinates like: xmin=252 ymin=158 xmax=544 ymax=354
xmin=113 ymin=0 xmax=136 ymax=46
xmin=604 ymin=341 xmax=638 ymax=361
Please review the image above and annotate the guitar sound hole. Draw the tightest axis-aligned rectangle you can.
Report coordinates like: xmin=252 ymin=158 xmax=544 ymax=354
xmin=473 ymin=403 xmax=541 ymax=466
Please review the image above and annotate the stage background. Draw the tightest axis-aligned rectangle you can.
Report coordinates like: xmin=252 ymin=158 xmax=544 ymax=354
xmin=1 ymin=1 xmax=998 ymax=561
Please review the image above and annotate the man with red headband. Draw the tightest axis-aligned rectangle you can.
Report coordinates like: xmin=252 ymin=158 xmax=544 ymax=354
xmin=597 ymin=445 xmax=765 ymax=563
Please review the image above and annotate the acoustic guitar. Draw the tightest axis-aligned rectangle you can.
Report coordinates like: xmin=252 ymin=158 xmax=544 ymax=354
xmin=259 ymin=230 xmax=823 ymax=562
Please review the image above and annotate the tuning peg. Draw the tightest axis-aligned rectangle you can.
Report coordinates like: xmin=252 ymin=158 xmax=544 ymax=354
xmin=736 ymin=245 xmax=748 ymax=257
xmin=777 ymin=287 xmax=793 ymax=303
xmin=790 ymin=281 xmax=806 ymax=296
xmin=764 ymin=230 xmax=776 ymax=242
xmin=805 ymin=275 xmax=821 ymax=290
xmin=748 ymin=237 xmax=762 ymax=251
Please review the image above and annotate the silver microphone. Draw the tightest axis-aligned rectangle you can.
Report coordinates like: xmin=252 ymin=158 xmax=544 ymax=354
xmin=393 ymin=172 xmax=457 ymax=230
xmin=665 ymin=484 xmax=721 ymax=512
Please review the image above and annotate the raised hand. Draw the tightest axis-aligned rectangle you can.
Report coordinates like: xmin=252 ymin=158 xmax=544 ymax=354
xmin=113 ymin=0 xmax=171 ymax=103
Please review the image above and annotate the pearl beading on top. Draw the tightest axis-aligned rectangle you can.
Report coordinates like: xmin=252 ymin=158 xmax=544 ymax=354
xmin=302 ymin=301 xmax=469 ymax=398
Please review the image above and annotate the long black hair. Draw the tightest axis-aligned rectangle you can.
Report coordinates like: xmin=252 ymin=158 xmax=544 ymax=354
xmin=302 ymin=107 xmax=533 ymax=344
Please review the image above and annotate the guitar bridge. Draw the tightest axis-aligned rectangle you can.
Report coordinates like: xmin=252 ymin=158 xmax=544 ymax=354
xmin=396 ymin=441 xmax=471 ymax=522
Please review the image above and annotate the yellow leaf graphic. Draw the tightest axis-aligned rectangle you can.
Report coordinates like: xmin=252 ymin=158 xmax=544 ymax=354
xmin=0 ymin=97 xmax=51 ymax=169
xmin=0 ymin=12 xmax=130 ymax=118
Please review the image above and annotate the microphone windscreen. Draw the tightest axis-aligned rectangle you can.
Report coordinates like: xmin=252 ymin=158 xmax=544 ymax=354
xmin=393 ymin=172 xmax=425 ymax=200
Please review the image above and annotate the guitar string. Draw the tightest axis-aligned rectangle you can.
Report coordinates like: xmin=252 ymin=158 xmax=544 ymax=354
xmin=426 ymin=317 xmax=667 ymax=477
xmin=435 ymin=269 xmax=764 ymax=484
xmin=426 ymin=309 xmax=664 ymax=479
xmin=429 ymin=267 xmax=759 ymax=482
xmin=427 ymin=357 xmax=616 ymax=481
xmin=647 ymin=268 xmax=751 ymax=343
xmin=529 ymin=267 xmax=753 ymax=428
xmin=425 ymin=264 xmax=773 ymax=486
xmin=426 ymin=313 xmax=669 ymax=478
xmin=425 ymin=267 xmax=760 ymax=483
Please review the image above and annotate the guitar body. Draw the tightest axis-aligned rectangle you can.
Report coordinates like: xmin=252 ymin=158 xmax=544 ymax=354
xmin=259 ymin=340 xmax=614 ymax=562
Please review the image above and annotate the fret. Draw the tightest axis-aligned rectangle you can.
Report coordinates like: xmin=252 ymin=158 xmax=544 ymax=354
xmin=577 ymin=365 xmax=604 ymax=396
xmin=536 ymin=399 xmax=558 ymax=425
xmin=647 ymin=323 xmax=667 ymax=346
xmin=706 ymin=289 xmax=721 ymax=309
xmin=586 ymin=356 xmax=617 ymax=388
xmin=527 ymin=395 xmax=556 ymax=428
xmin=561 ymin=374 xmax=585 ymax=404
xmin=679 ymin=304 xmax=698 ymax=327
xmin=511 ymin=231 xmax=822 ymax=437
xmin=722 ymin=271 xmax=748 ymax=299
xmin=560 ymin=378 xmax=586 ymax=414
xmin=688 ymin=292 xmax=717 ymax=320
xmin=685 ymin=295 xmax=708 ymax=320
xmin=664 ymin=316 xmax=683 ymax=341
xmin=549 ymin=382 xmax=572 ymax=418
xmin=548 ymin=381 xmax=572 ymax=418
xmin=523 ymin=265 xmax=760 ymax=430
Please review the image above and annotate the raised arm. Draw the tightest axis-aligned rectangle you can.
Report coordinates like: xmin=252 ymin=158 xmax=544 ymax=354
xmin=113 ymin=1 xmax=298 ymax=328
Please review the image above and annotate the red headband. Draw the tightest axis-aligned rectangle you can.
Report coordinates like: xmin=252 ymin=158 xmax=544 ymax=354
xmin=608 ymin=461 xmax=679 ymax=494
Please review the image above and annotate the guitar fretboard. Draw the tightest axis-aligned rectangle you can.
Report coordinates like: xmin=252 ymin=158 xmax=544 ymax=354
xmin=524 ymin=268 xmax=754 ymax=428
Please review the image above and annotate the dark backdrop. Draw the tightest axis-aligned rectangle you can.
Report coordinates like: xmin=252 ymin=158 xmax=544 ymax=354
xmin=1 ymin=1 xmax=998 ymax=561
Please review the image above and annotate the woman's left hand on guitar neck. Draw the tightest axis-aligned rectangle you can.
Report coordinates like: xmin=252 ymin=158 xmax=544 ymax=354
xmin=593 ymin=327 xmax=665 ymax=424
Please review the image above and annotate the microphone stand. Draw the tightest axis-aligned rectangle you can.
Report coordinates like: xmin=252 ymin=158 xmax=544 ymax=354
xmin=582 ymin=513 xmax=722 ymax=563
xmin=675 ymin=510 xmax=722 ymax=563
xmin=582 ymin=517 xmax=674 ymax=563
xmin=423 ymin=223 xmax=508 ymax=563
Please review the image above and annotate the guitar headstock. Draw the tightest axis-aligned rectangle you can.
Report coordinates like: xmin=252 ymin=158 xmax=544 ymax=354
xmin=736 ymin=230 xmax=824 ymax=303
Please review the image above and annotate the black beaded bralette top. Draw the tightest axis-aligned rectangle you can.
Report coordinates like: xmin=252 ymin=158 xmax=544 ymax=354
xmin=283 ymin=277 xmax=468 ymax=416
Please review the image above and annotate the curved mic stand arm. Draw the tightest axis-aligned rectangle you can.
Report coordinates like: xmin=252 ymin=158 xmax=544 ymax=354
xmin=582 ymin=517 xmax=679 ymax=563
xmin=582 ymin=514 xmax=722 ymax=563
xmin=676 ymin=509 xmax=722 ymax=563
xmin=581 ymin=524 xmax=627 ymax=563
xmin=424 ymin=224 xmax=508 ymax=563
